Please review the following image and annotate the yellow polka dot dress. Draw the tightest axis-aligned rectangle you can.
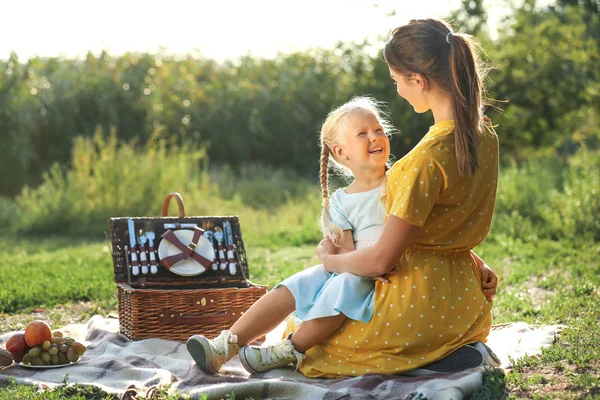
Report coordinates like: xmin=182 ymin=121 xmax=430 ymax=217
xmin=289 ymin=120 xmax=499 ymax=378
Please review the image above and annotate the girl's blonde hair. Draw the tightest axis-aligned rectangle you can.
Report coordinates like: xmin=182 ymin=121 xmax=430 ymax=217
xmin=319 ymin=96 xmax=394 ymax=247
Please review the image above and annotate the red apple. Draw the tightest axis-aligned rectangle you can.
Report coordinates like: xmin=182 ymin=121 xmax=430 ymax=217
xmin=5 ymin=333 xmax=30 ymax=363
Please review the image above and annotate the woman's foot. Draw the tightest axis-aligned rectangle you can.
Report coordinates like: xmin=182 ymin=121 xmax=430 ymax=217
xmin=403 ymin=345 xmax=483 ymax=376
xmin=239 ymin=338 xmax=306 ymax=374
xmin=186 ymin=330 xmax=239 ymax=374
xmin=472 ymin=341 xmax=501 ymax=367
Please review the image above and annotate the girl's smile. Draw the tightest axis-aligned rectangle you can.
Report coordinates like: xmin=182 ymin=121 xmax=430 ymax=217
xmin=334 ymin=112 xmax=391 ymax=171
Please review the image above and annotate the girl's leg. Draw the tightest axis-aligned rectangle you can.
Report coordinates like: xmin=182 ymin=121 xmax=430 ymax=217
xmin=290 ymin=314 xmax=347 ymax=353
xmin=187 ymin=286 xmax=295 ymax=374
xmin=239 ymin=313 xmax=347 ymax=374
xmin=230 ymin=286 xmax=296 ymax=346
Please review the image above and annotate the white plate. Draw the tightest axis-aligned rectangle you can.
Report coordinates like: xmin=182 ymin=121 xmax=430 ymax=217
xmin=15 ymin=359 xmax=80 ymax=369
xmin=157 ymin=229 xmax=215 ymax=276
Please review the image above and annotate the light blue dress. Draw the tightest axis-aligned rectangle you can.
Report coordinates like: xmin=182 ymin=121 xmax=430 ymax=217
xmin=275 ymin=186 xmax=386 ymax=323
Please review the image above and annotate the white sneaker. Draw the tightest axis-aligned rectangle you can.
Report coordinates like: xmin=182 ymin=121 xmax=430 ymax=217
xmin=473 ymin=341 xmax=501 ymax=368
xmin=186 ymin=330 xmax=239 ymax=374
xmin=239 ymin=338 xmax=306 ymax=374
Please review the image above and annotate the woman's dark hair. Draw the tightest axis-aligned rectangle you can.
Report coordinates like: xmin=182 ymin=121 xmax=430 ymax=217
xmin=384 ymin=18 xmax=489 ymax=177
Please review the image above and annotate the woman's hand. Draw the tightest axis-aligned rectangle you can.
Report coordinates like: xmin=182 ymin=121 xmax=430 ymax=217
xmin=479 ymin=264 xmax=498 ymax=301
xmin=374 ymin=266 xmax=398 ymax=284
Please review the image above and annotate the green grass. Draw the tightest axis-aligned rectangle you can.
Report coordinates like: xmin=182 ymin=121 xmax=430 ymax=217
xmin=0 ymin=377 xmax=204 ymax=400
xmin=0 ymin=235 xmax=318 ymax=315
xmin=1 ymin=234 xmax=599 ymax=398
xmin=0 ymin=236 xmax=116 ymax=316
xmin=476 ymin=237 xmax=600 ymax=399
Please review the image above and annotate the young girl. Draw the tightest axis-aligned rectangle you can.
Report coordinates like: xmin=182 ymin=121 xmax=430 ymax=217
xmin=186 ymin=96 xmax=497 ymax=375
xmin=186 ymin=96 xmax=392 ymax=374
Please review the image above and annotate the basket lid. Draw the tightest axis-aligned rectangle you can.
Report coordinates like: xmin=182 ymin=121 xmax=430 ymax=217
xmin=109 ymin=216 xmax=250 ymax=289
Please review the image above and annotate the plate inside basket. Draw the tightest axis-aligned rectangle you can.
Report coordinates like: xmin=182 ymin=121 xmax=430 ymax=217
xmin=157 ymin=229 xmax=215 ymax=276
xmin=15 ymin=359 xmax=80 ymax=369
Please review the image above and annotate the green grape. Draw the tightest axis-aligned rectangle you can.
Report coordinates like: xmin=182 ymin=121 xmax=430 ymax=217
xmin=57 ymin=352 xmax=69 ymax=364
xmin=31 ymin=356 xmax=44 ymax=366
xmin=66 ymin=347 xmax=79 ymax=363
xmin=21 ymin=354 xmax=32 ymax=365
xmin=59 ymin=344 xmax=68 ymax=353
xmin=42 ymin=341 xmax=51 ymax=351
xmin=50 ymin=354 xmax=59 ymax=365
xmin=40 ymin=352 xmax=51 ymax=362
xmin=28 ymin=346 xmax=42 ymax=358
xmin=48 ymin=346 xmax=59 ymax=356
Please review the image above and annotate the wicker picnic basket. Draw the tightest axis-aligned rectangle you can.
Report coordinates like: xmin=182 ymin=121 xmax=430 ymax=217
xmin=109 ymin=193 xmax=268 ymax=342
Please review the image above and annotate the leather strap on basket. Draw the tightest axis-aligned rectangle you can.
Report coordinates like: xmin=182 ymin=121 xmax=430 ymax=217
xmin=226 ymin=245 xmax=236 ymax=263
xmin=162 ymin=192 xmax=185 ymax=217
xmin=158 ymin=307 xmax=246 ymax=325
xmin=160 ymin=227 xmax=213 ymax=270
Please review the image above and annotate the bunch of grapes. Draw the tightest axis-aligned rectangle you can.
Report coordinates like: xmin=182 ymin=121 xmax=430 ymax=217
xmin=20 ymin=331 xmax=86 ymax=366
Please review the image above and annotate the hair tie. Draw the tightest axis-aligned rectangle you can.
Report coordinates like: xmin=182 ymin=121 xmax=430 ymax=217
xmin=445 ymin=32 xmax=453 ymax=44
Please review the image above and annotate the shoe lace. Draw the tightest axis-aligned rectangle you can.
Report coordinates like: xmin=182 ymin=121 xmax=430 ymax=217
xmin=214 ymin=331 xmax=238 ymax=359
xmin=259 ymin=341 xmax=305 ymax=369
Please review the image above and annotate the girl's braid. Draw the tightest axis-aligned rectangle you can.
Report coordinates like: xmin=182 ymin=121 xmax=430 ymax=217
xmin=319 ymin=142 xmax=344 ymax=246
xmin=319 ymin=142 xmax=330 ymax=209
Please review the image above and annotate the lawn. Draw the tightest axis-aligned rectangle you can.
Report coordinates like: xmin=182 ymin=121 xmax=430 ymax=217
xmin=1 ymin=232 xmax=599 ymax=399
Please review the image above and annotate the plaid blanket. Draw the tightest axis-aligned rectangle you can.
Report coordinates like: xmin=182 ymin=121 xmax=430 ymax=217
xmin=0 ymin=316 xmax=562 ymax=400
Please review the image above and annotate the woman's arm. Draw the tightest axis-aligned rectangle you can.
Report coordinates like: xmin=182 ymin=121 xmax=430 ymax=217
xmin=317 ymin=215 xmax=420 ymax=278
xmin=471 ymin=251 xmax=498 ymax=301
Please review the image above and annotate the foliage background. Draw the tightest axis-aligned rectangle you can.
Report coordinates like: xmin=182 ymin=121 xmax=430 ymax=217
xmin=0 ymin=1 xmax=598 ymax=198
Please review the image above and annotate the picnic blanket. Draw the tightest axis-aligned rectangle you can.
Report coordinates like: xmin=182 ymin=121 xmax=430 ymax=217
xmin=0 ymin=316 xmax=562 ymax=400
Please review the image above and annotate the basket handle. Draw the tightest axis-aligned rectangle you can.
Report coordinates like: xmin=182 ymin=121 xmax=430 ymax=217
xmin=158 ymin=308 xmax=246 ymax=326
xmin=162 ymin=192 xmax=185 ymax=217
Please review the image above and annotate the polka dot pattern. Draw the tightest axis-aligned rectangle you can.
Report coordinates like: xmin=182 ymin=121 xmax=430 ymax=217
xmin=289 ymin=120 xmax=499 ymax=378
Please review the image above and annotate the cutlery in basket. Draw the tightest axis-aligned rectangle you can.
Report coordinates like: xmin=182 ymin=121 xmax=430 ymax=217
xmin=145 ymin=221 xmax=158 ymax=274
xmin=223 ymin=221 xmax=238 ymax=275
xmin=213 ymin=226 xmax=227 ymax=271
xmin=138 ymin=229 xmax=149 ymax=275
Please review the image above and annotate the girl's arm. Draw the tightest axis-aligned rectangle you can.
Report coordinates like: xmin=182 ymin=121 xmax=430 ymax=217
xmin=329 ymin=230 xmax=391 ymax=283
xmin=471 ymin=251 xmax=498 ymax=301
xmin=317 ymin=215 xmax=420 ymax=278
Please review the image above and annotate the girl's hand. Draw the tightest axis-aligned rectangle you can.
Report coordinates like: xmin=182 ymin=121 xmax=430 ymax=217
xmin=479 ymin=264 xmax=498 ymax=301
xmin=317 ymin=238 xmax=337 ymax=271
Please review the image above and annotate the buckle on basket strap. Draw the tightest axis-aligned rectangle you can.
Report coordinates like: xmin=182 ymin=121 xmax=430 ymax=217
xmin=160 ymin=227 xmax=213 ymax=270
xmin=191 ymin=294 xmax=217 ymax=307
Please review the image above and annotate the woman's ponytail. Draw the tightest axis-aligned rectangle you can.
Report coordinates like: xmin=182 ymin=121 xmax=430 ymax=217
xmin=447 ymin=33 xmax=483 ymax=177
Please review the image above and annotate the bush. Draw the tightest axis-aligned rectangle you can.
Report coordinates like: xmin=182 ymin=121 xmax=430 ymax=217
xmin=493 ymin=149 xmax=599 ymax=242
xmin=14 ymin=128 xmax=207 ymax=235
xmin=11 ymin=129 xmax=323 ymax=247
xmin=541 ymin=148 xmax=600 ymax=240
xmin=9 ymin=127 xmax=599 ymax=244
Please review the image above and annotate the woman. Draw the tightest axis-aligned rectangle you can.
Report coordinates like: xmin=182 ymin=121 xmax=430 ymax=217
xmin=298 ymin=17 xmax=500 ymax=377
